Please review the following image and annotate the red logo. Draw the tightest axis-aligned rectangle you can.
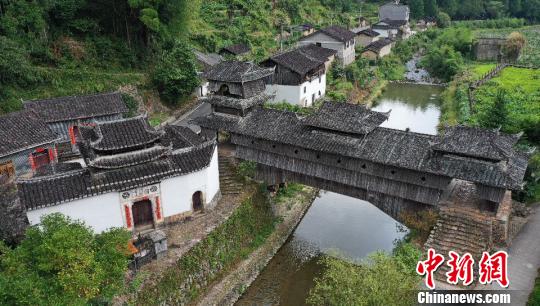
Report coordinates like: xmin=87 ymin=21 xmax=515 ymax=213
xmin=416 ymin=248 xmax=445 ymax=289
xmin=446 ymin=251 xmax=475 ymax=286
xmin=479 ymin=251 xmax=509 ymax=288
xmin=417 ymin=249 xmax=509 ymax=289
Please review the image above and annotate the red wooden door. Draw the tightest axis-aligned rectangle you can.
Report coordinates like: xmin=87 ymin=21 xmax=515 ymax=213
xmin=132 ymin=200 xmax=154 ymax=230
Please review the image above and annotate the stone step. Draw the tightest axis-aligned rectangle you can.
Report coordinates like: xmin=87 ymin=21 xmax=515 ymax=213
xmin=433 ymin=223 xmax=490 ymax=237
xmin=427 ymin=233 xmax=488 ymax=249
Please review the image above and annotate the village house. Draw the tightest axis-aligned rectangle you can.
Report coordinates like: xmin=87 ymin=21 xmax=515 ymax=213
xmin=361 ymin=38 xmax=394 ymax=60
xmin=373 ymin=1 xmax=411 ymax=39
xmin=262 ymin=45 xmax=336 ymax=107
xmin=23 ymin=92 xmax=128 ymax=158
xmin=194 ymin=50 xmax=224 ymax=97
xmin=355 ymin=28 xmax=381 ymax=48
xmin=16 ymin=115 xmax=220 ymax=234
xmin=218 ymin=43 xmax=251 ymax=59
xmin=297 ymin=25 xmax=356 ymax=66
xmin=0 ymin=111 xmax=59 ymax=178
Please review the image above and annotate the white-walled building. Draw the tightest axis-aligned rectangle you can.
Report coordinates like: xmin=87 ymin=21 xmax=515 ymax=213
xmin=194 ymin=50 xmax=224 ymax=98
xmin=262 ymin=45 xmax=336 ymax=107
xmin=18 ymin=116 xmax=220 ymax=234
xmin=297 ymin=26 xmax=356 ymax=66
xmin=373 ymin=1 xmax=411 ymax=39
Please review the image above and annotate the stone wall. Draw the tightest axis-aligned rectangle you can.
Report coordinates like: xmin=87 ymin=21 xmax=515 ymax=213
xmin=474 ymin=38 xmax=505 ymax=61
xmin=0 ymin=176 xmax=29 ymax=244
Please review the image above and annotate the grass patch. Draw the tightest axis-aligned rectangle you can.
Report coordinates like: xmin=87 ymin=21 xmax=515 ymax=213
xmin=485 ymin=67 xmax=540 ymax=93
xmin=2 ymin=67 xmax=146 ymax=113
xmin=135 ymin=186 xmax=276 ymax=305
xmin=275 ymin=183 xmax=304 ymax=204
xmin=148 ymin=112 xmax=170 ymax=127
xmin=470 ymin=63 xmax=497 ymax=80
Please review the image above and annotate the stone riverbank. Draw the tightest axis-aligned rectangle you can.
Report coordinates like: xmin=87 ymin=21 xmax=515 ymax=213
xmin=194 ymin=186 xmax=319 ymax=306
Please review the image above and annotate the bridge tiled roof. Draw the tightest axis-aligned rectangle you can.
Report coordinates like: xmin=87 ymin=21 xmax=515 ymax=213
xmin=302 ymin=102 xmax=390 ymax=135
xmin=194 ymin=107 xmax=529 ymax=190
xmin=432 ymin=125 xmax=522 ymax=162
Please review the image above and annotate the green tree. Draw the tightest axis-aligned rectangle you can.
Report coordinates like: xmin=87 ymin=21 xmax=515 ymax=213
xmin=438 ymin=0 xmax=458 ymax=17
xmin=0 ymin=214 xmax=131 ymax=305
xmin=423 ymin=45 xmax=464 ymax=81
xmin=481 ymin=89 xmax=509 ymax=130
xmin=424 ymin=0 xmax=439 ymax=17
xmin=410 ymin=0 xmax=425 ymax=19
xmin=152 ymin=40 xmax=199 ymax=105
xmin=0 ymin=36 xmax=40 ymax=86
xmin=437 ymin=11 xmax=452 ymax=28
xmin=307 ymin=246 xmax=420 ymax=306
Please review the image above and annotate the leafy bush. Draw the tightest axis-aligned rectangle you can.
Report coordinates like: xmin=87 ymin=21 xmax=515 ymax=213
xmin=437 ymin=12 xmax=451 ymax=28
xmin=435 ymin=27 xmax=473 ymax=55
xmin=0 ymin=214 xmax=131 ymax=305
xmin=237 ymin=161 xmax=257 ymax=179
xmin=307 ymin=245 xmax=420 ymax=306
xmin=529 ymin=269 xmax=540 ymax=306
xmin=422 ymin=45 xmax=464 ymax=81
xmin=152 ymin=40 xmax=199 ymax=105
xmin=0 ymin=36 xmax=41 ymax=86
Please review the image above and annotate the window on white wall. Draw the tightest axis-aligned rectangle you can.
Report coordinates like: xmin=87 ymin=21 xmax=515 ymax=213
xmin=304 ymin=86 xmax=306 ymax=93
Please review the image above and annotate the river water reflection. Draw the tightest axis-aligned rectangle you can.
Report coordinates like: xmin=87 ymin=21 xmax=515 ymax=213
xmin=372 ymin=83 xmax=444 ymax=135
xmin=236 ymin=192 xmax=407 ymax=306
xmin=236 ymin=83 xmax=445 ymax=306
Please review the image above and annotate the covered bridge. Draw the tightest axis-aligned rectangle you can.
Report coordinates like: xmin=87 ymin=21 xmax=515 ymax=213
xmin=194 ymin=101 xmax=530 ymax=217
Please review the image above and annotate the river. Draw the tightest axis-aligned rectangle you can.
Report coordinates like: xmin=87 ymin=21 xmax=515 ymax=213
xmin=236 ymin=83 xmax=444 ymax=306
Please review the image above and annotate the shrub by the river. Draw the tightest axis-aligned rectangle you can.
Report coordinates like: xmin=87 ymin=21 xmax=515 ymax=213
xmin=307 ymin=243 xmax=421 ymax=306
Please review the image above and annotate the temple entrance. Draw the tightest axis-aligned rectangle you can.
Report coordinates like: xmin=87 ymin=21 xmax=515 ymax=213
xmin=192 ymin=191 xmax=203 ymax=212
xmin=132 ymin=199 xmax=154 ymax=231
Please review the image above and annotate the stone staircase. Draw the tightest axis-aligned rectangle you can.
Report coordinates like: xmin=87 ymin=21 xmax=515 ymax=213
xmin=425 ymin=205 xmax=494 ymax=283
xmin=218 ymin=155 xmax=243 ymax=196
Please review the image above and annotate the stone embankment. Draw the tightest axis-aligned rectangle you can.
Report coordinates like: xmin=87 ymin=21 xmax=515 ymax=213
xmin=195 ymin=186 xmax=319 ymax=306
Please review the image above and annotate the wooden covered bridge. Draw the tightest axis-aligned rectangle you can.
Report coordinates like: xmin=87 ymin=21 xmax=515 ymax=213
xmin=194 ymin=61 xmax=531 ymax=219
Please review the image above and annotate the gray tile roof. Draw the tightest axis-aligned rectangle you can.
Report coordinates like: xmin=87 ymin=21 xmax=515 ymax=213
xmin=297 ymin=45 xmax=337 ymax=62
xmin=319 ymin=26 xmax=356 ymax=42
xmin=265 ymin=47 xmax=327 ymax=76
xmin=364 ymin=38 xmax=393 ymax=53
xmin=80 ymin=115 xmax=163 ymax=152
xmin=17 ymin=124 xmax=216 ymax=210
xmin=200 ymin=93 xmax=271 ymax=112
xmin=379 ymin=2 xmax=409 ymax=21
xmin=203 ymin=61 xmax=275 ymax=83
xmin=0 ymin=111 xmax=59 ymax=157
xmin=302 ymin=102 xmax=390 ymax=135
xmin=194 ymin=50 xmax=224 ymax=70
xmin=219 ymin=43 xmax=251 ymax=55
xmin=432 ymin=126 xmax=522 ymax=162
xmin=357 ymin=29 xmax=380 ymax=37
xmin=193 ymin=107 xmax=529 ymax=190
xmin=23 ymin=92 xmax=128 ymax=123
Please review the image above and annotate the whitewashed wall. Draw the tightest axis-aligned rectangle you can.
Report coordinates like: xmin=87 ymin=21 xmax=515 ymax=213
xmin=26 ymin=192 xmax=122 ymax=233
xmin=195 ymin=81 xmax=209 ymax=97
xmin=160 ymin=148 xmax=220 ymax=217
xmin=266 ymin=73 xmax=326 ymax=107
xmin=298 ymin=33 xmax=355 ymax=66
xmin=26 ymin=148 xmax=220 ymax=233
